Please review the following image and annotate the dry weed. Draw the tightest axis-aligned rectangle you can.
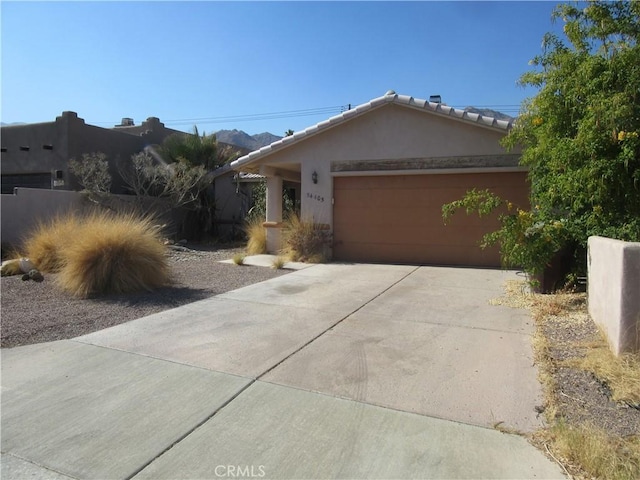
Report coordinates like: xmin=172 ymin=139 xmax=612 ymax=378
xmin=271 ymin=256 xmax=286 ymax=270
xmin=538 ymin=422 xmax=640 ymax=480
xmin=495 ymin=280 xmax=640 ymax=480
xmin=232 ymin=253 xmax=246 ymax=265
xmin=567 ymin=344 xmax=640 ymax=405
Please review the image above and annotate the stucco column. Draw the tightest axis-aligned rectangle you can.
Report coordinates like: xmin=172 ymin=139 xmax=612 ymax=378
xmin=265 ymin=175 xmax=283 ymax=253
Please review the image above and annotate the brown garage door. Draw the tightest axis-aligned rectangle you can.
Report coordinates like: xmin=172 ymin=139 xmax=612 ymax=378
xmin=332 ymin=172 xmax=529 ymax=267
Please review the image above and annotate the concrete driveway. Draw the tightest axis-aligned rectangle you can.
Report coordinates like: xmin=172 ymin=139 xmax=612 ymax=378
xmin=1 ymin=262 xmax=565 ymax=479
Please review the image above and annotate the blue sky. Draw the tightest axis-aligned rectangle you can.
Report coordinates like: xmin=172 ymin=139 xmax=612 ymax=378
xmin=1 ymin=1 xmax=565 ymax=136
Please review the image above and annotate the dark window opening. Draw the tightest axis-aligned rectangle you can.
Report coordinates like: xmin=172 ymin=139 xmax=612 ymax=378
xmin=42 ymin=144 xmax=54 ymax=150
xmin=19 ymin=146 xmax=30 ymax=151
xmin=0 ymin=148 xmax=6 ymax=153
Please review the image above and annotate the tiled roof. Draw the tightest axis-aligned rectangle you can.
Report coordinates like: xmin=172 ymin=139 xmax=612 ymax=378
xmin=231 ymin=91 xmax=515 ymax=171
xmin=237 ymin=172 xmax=264 ymax=180
xmin=208 ymin=163 xmax=264 ymax=181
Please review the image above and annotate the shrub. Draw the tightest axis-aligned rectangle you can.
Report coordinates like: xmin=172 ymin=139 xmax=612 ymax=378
xmin=68 ymin=152 xmax=112 ymax=193
xmin=281 ymin=214 xmax=331 ymax=263
xmin=500 ymin=2 xmax=640 ymax=279
xmin=23 ymin=211 xmax=168 ymax=298
xmin=245 ymin=217 xmax=266 ymax=255
xmin=442 ymin=189 xmax=570 ymax=287
xmin=24 ymin=214 xmax=82 ymax=273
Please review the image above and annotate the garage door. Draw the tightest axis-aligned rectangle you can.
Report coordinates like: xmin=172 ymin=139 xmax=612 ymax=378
xmin=332 ymin=172 xmax=529 ymax=267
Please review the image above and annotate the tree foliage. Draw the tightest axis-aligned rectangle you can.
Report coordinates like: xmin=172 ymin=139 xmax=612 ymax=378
xmin=504 ymin=1 xmax=640 ymax=247
xmin=445 ymin=1 xmax=640 ymax=284
xmin=159 ymin=126 xmax=233 ymax=170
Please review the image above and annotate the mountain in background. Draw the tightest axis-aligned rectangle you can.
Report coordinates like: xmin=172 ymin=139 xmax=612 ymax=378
xmin=463 ymin=107 xmax=515 ymax=122
xmin=214 ymin=129 xmax=282 ymax=151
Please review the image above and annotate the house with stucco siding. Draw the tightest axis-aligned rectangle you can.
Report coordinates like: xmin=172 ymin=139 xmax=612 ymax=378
xmin=0 ymin=112 xmax=183 ymax=194
xmin=230 ymin=90 xmax=529 ymax=267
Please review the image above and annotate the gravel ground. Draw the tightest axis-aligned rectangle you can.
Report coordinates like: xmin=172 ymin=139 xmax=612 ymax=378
xmin=540 ymin=302 xmax=640 ymax=439
xmin=1 ymin=245 xmax=290 ymax=348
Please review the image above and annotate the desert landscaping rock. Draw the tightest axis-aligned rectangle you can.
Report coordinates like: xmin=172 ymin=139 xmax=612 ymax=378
xmin=1 ymin=245 xmax=289 ymax=348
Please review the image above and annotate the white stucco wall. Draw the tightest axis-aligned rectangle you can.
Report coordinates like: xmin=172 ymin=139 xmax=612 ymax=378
xmin=587 ymin=236 xmax=640 ymax=355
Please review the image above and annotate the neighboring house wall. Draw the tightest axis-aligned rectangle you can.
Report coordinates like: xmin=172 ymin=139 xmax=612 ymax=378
xmin=213 ymin=172 xmax=253 ymax=239
xmin=1 ymin=112 xmax=182 ymax=194
xmin=0 ymin=116 xmax=72 ymax=194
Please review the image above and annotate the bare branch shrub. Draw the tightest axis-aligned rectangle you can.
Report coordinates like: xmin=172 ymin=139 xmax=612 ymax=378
xmin=119 ymin=151 xmax=209 ymax=213
xmin=69 ymin=152 xmax=112 ymax=194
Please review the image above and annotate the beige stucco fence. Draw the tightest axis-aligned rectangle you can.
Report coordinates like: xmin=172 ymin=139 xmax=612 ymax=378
xmin=1 ymin=188 xmax=168 ymax=249
xmin=588 ymin=236 xmax=640 ymax=355
xmin=1 ymin=188 xmax=86 ymax=247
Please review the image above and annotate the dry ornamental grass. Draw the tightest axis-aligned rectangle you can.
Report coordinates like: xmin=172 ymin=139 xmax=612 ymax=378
xmin=244 ymin=217 xmax=266 ymax=255
xmin=13 ymin=211 xmax=169 ymax=298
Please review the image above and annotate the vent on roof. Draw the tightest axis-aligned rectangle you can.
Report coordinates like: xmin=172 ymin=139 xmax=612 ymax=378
xmin=429 ymin=95 xmax=442 ymax=104
xmin=117 ymin=117 xmax=134 ymax=127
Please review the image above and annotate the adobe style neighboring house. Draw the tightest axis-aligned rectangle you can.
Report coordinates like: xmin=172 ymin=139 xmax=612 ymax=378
xmin=231 ymin=90 xmax=529 ymax=267
xmin=0 ymin=112 xmax=182 ymax=194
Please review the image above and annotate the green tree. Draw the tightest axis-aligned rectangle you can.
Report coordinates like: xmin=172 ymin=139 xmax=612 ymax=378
xmin=159 ymin=126 xmax=231 ymax=170
xmin=156 ymin=126 xmax=238 ymax=238
xmin=445 ymin=1 xmax=640 ymax=287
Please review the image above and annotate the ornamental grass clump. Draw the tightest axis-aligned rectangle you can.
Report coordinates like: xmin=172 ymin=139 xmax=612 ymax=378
xmin=281 ymin=214 xmax=331 ymax=263
xmin=23 ymin=214 xmax=82 ymax=273
xmin=245 ymin=216 xmax=266 ymax=255
xmin=23 ymin=211 xmax=168 ymax=298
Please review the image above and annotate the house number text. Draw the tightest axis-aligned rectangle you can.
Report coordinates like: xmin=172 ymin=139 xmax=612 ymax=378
xmin=307 ymin=193 xmax=325 ymax=203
